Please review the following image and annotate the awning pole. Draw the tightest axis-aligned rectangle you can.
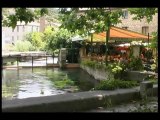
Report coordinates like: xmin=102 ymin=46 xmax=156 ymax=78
xmin=91 ymin=33 xmax=93 ymax=56
xmin=148 ymin=33 xmax=149 ymax=48
xmin=71 ymin=42 xmax=73 ymax=63
xmin=105 ymin=19 xmax=110 ymax=66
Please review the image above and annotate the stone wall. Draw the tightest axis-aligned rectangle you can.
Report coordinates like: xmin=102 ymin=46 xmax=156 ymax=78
xmin=116 ymin=9 xmax=158 ymax=34
xmin=2 ymin=84 xmax=157 ymax=112
xmin=80 ymin=65 xmax=113 ymax=81
xmin=81 ymin=64 xmax=154 ymax=82
xmin=123 ymin=71 xmax=156 ymax=82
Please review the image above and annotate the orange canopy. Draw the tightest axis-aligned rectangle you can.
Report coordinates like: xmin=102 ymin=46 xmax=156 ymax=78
xmin=87 ymin=26 xmax=152 ymax=42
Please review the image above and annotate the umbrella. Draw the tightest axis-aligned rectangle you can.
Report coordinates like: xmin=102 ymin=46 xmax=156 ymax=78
xmin=71 ymin=35 xmax=85 ymax=42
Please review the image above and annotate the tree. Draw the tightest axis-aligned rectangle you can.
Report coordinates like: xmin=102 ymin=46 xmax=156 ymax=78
xmin=59 ymin=8 xmax=122 ymax=35
xmin=25 ymin=32 xmax=44 ymax=51
xmin=42 ymin=26 xmax=56 ymax=52
xmin=31 ymin=32 xmax=45 ymax=50
xmin=150 ymin=32 xmax=157 ymax=49
xmin=45 ymin=8 xmax=61 ymax=26
xmin=2 ymin=8 xmax=48 ymax=29
xmin=44 ymin=27 xmax=73 ymax=53
xmin=59 ymin=8 xmax=123 ymax=65
xmin=128 ymin=8 xmax=158 ymax=23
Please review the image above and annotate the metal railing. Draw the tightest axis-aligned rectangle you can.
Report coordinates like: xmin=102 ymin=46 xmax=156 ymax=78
xmin=3 ymin=55 xmax=57 ymax=70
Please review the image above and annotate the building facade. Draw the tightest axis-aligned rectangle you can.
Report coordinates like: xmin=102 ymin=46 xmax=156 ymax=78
xmin=116 ymin=8 xmax=158 ymax=35
xmin=2 ymin=21 xmax=40 ymax=45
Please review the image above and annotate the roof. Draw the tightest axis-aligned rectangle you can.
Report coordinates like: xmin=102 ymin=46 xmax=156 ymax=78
xmin=86 ymin=26 xmax=152 ymax=42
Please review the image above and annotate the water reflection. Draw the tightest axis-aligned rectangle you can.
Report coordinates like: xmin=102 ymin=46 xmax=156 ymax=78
xmin=2 ymin=68 xmax=97 ymax=100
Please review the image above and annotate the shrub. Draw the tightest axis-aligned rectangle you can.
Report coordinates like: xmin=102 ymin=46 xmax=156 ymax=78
xmin=81 ymin=60 xmax=127 ymax=79
xmin=25 ymin=32 xmax=45 ymax=51
xmin=44 ymin=28 xmax=73 ymax=52
xmin=95 ymin=79 xmax=138 ymax=90
xmin=14 ymin=40 xmax=35 ymax=52
xmin=81 ymin=60 xmax=97 ymax=69
xmin=81 ymin=60 xmax=108 ymax=70
xmin=116 ymin=80 xmax=138 ymax=88
xmin=128 ymin=57 xmax=144 ymax=70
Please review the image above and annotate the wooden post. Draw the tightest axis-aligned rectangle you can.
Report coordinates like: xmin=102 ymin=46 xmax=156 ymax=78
xmin=53 ymin=55 xmax=54 ymax=64
xmin=105 ymin=20 xmax=110 ymax=66
xmin=105 ymin=8 xmax=111 ymax=66
xmin=71 ymin=42 xmax=73 ymax=63
xmin=17 ymin=56 xmax=19 ymax=68
xmin=147 ymin=33 xmax=150 ymax=62
xmin=32 ymin=56 xmax=33 ymax=71
xmin=46 ymin=55 xmax=47 ymax=68
xmin=46 ymin=56 xmax=47 ymax=65
xmin=148 ymin=33 xmax=150 ymax=48
xmin=91 ymin=33 xmax=93 ymax=56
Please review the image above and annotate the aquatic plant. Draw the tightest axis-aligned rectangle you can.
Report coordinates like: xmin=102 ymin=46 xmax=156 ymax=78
xmin=54 ymin=79 xmax=74 ymax=89
xmin=2 ymin=80 xmax=20 ymax=99
xmin=53 ymin=74 xmax=78 ymax=90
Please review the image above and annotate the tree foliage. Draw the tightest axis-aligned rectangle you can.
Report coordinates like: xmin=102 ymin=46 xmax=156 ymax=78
xmin=2 ymin=7 xmax=158 ymax=30
xmin=44 ymin=27 xmax=73 ymax=52
xmin=59 ymin=8 xmax=123 ymax=36
xmin=59 ymin=8 xmax=158 ymax=35
xmin=45 ymin=8 xmax=61 ymax=26
xmin=25 ymin=32 xmax=45 ymax=51
xmin=14 ymin=40 xmax=35 ymax=52
xmin=150 ymin=32 xmax=157 ymax=49
xmin=128 ymin=8 xmax=158 ymax=23
xmin=24 ymin=26 xmax=73 ymax=53
xmin=2 ymin=8 xmax=48 ymax=29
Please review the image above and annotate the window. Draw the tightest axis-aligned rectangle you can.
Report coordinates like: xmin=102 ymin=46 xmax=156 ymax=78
xmin=36 ymin=26 xmax=39 ymax=32
xmin=12 ymin=36 xmax=14 ymax=42
xmin=23 ymin=26 xmax=25 ymax=32
xmin=123 ymin=10 xmax=128 ymax=19
xmin=17 ymin=26 xmax=19 ymax=32
xmin=32 ymin=26 xmax=33 ymax=32
xmin=122 ymin=27 xmax=128 ymax=29
xmin=17 ymin=36 xmax=19 ymax=40
xmin=142 ymin=26 xmax=149 ymax=35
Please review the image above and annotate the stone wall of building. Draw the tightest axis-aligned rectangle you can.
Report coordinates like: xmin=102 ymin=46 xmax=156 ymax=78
xmin=116 ymin=9 xmax=158 ymax=35
xmin=2 ymin=22 xmax=40 ymax=45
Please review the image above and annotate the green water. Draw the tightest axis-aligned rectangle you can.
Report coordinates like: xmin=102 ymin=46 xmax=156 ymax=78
xmin=2 ymin=68 xmax=97 ymax=100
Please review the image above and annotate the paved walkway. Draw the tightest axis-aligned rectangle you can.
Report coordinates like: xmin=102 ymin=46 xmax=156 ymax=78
xmin=88 ymin=97 xmax=158 ymax=112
